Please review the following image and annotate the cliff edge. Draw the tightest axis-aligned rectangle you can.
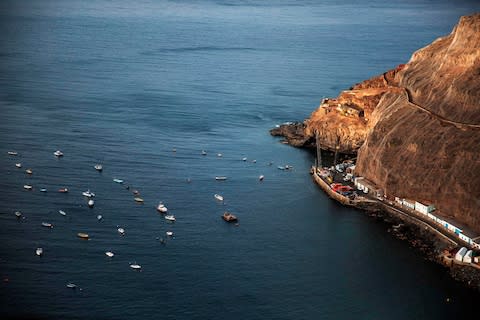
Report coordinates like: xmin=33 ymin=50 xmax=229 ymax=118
xmin=274 ymin=13 xmax=480 ymax=233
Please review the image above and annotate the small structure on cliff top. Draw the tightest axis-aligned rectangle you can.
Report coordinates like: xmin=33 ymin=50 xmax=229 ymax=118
xmin=336 ymin=103 xmax=365 ymax=118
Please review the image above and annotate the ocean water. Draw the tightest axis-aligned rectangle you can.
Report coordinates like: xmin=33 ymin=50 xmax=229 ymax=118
xmin=1 ymin=1 xmax=479 ymax=319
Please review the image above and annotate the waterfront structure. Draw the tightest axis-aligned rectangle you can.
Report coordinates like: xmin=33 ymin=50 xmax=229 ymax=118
xmin=414 ymin=201 xmax=436 ymax=215
xmin=402 ymin=199 xmax=415 ymax=210
xmin=463 ymin=250 xmax=473 ymax=263
xmin=455 ymin=247 xmax=468 ymax=262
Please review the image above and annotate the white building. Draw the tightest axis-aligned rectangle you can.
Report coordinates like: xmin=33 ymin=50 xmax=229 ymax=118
xmin=463 ymin=250 xmax=473 ymax=263
xmin=402 ymin=199 xmax=415 ymax=210
xmin=459 ymin=233 xmax=473 ymax=245
xmin=414 ymin=201 xmax=436 ymax=215
xmin=455 ymin=247 xmax=468 ymax=262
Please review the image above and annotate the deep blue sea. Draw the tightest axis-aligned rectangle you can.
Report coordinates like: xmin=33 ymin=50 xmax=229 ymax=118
xmin=1 ymin=1 xmax=480 ymax=319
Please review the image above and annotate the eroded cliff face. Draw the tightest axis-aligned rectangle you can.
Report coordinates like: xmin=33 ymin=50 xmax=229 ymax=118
xmin=355 ymin=14 xmax=480 ymax=233
xmin=279 ymin=13 xmax=480 ymax=233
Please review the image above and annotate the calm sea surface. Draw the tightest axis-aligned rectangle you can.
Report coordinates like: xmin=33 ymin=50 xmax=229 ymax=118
xmin=1 ymin=1 xmax=480 ymax=319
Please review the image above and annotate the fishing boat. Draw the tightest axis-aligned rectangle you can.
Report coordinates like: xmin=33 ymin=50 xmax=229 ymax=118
xmin=259 ymin=175 xmax=265 ymax=181
xmin=25 ymin=168 xmax=33 ymax=174
xmin=59 ymin=210 xmax=67 ymax=216
xmin=130 ymin=263 xmax=142 ymax=270
xmin=88 ymin=199 xmax=94 ymax=208
xmin=36 ymin=247 xmax=43 ymax=256
xmin=242 ymin=157 xmax=247 ymax=161
xmin=40 ymin=188 xmax=47 ymax=192
xmin=215 ymin=176 xmax=227 ymax=181
xmin=14 ymin=211 xmax=22 ymax=218
xmin=23 ymin=184 xmax=33 ymax=190
xmin=222 ymin=212 xmax=238 ymax=223
xmin=105 ymin=251 xmax=114 ymax=257
xmin=58 ymin=188 xmax=68 ymax=193
xmin=77 ymin=233 xmax=89 ymax=239
xmin=53 ymin=150 xmax=64 ymax=157
xmin=113 ymin=178 xmax=124 ymax=184
xmin=164 ymin=215 xmax=176 ymax=222
xmin=157 ymin=203 xmax=168 ymax=213
xmin=66 ymin=283 xmax=77 ymax=289
xmin=7 ymin=151 xmax=18 ymax=156
xmin=41 ymin=222 xmax=53 ymax=228
xmin=94 ymin=164 xmax=103 ymax=172
xmin=166 ymin=231 xmax=174 ymax=237
xmin=201 ymin=150 xmax=207 ymax=155
xmin=82 ymin=190 xmax=95 ymax=197
xmin=214 ymin=194 xmax=224 ymax=201
xmin=15 ymin=163 xmax=22 ymax=168
xmin=117 ymin=227 xmax=125 ymax=235
xmin=97 ymin=215 xmax=103 ymax=221
xmin=134 ymin=197 xmax=144 ymax=203
xmin=132 ymin=190 xmax=140 ymax=195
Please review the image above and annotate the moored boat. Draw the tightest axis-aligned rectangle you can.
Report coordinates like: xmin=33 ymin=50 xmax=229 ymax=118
xmin=41 ymin=222 xmax=53 ymax=228
xmin=14 ymin=211 xmax=22 ymax=218
xmin=134 ymin=197 xmax=144 ymax=203
xmin=53 ymin=150 xmax=64 ymax=157
xmin=94 ymin=164 xmax=103 ymax=171
xmin=164 ymin=215 xmax=176 ymax=222
xmin=113 ymin=178 xmax=124 ymax=184
xmin=66 ymin=282 xmax=77 ymax=289
xmin=117 ymin=227 xmax=125 ymax=235
xmin=157 ymin=203 xmax=168 ymax=213
xmin=59 ymin=210 xmax=67 ymax=216
xmin=23 ymin=184 xmax=33 ymax=190
xmin=130 ymin=263 xmax=142 ymax=270
xmin=215 ymin=176 xmax=227 ymax=181
xmin=242 ymin=157 xmax=247 ymax=161
xmin=36 ymin=247 xmax=43 ymax=256
xmin=88 ymin=199 xmax=95 ymax=208
xmin=7 ymin=151 xmax=18 ymax=156
xmin=25 ymin=168 xmax=33 ymax=174
xmin=97 ymin=215 xmax=103 ymax=221
xmin=222 ymin=212 xmax=238 ymax=222
xmin=259 ymin=175 xmax=265 ymax=181
xmin=166 ymin=231 xmax=174 ymax=237
xmin=201 ymin=150 xmax=207 ymax=155
xmin=82 ymin=190 xmax=95 ymax=197
xmin=105 ymin=251 xmax=114 ymax=257
xmin=15 ymin=163 xmax=22 ymax=168
xmin=77 ymin=232 xmax=89 ymax=239
xmin=58 ymin=188 xmax=68 ymax=193
xmin=214 ymin=194 xmax=224 ymax=201
xmin=40 ymin=188 xmax=47 ymax=192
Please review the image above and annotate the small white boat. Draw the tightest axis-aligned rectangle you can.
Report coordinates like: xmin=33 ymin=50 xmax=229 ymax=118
xmin=15 ymin=163 xmax=22 ymax=168
xmin=105 ymin=251 xmax=114 ymax=257
xmin=157 ymin=203 xmax=168 ymax=213
xmin=66 ymin=282 xmax=77 ymax=289
xmin=252 ymin=159 xmax=257 ymax=163
xmin=36 ymin=247 xmax=43 ymax=256
xmin=277 ymin=166 xmax=285 ymax=170
xmin=40 ymin=188 xmax=47 ymax=192
xmin=134 ymin=197 xmax=144 ymax=203
xmin=77 ymin=232 xmax=89 ymax=239
xmin=59 ymin=210 xmax=67 ymax=216
xmin=164 ymin=215 xmax=176 ymax=222
xmin=217 ymin=153 xmax=222 ymax=157
xmin=113 ymin=178 xmax=124 ymax=184
xmin=259 ymin=175 xmax=265 ymax=181
xmin=14 ymin=211 xmax=22 ymax=218
xmin=53 ymin=150 xmax=64 ymax=157
xmin=215 ymin=176 xmax=227 ymax=181
xmin=88 ymin=199 xmax=95 ymax=208
xmin=23 ymin=184 xmax=33 ymax=190
xmin=166 ymin=231 xmax=174 ymax=237
xmin=130 ymin=263 xmax=142 ymax=270
xmin=7 ymin=151 xmax=18 ymax=156
xmin=41 ymin=222 xmax=53 ymax=228
xmin=97 ymin=215 xmax=103 ymax=221
xmin=25 ymin=168 xmax=33 ymax=174
xmin=201 ymin=150 xmax=207 ymax=155
xmin=82 ymin=190 xmax=95 ymax=197
xmin=117 ymin=227 xmax=125 ymax=235
xmin=214 ymin=194 xmax=224 ymax=201
xmin=242 ymin=157 xmax=247 ymax=161
xmin=94 ymin=164 xmax=103 ymax=171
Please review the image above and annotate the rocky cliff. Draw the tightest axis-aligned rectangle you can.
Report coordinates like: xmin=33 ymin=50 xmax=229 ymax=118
xmin=273 ymin=13 xmax=480 ymax=233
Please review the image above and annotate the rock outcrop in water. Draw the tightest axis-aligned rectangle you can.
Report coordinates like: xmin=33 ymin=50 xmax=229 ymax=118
xmin=273 ymin=13 xmax=480 ymax=233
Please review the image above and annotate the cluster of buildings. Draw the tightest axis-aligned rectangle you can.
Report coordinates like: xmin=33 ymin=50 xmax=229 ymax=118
xmin=352 ymin=176 xmax=480 ymax=251
xmin=455 ymin=247 xmax=479 ymax=264
xmin=319 ymin=98 xmax=365 ymax=119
